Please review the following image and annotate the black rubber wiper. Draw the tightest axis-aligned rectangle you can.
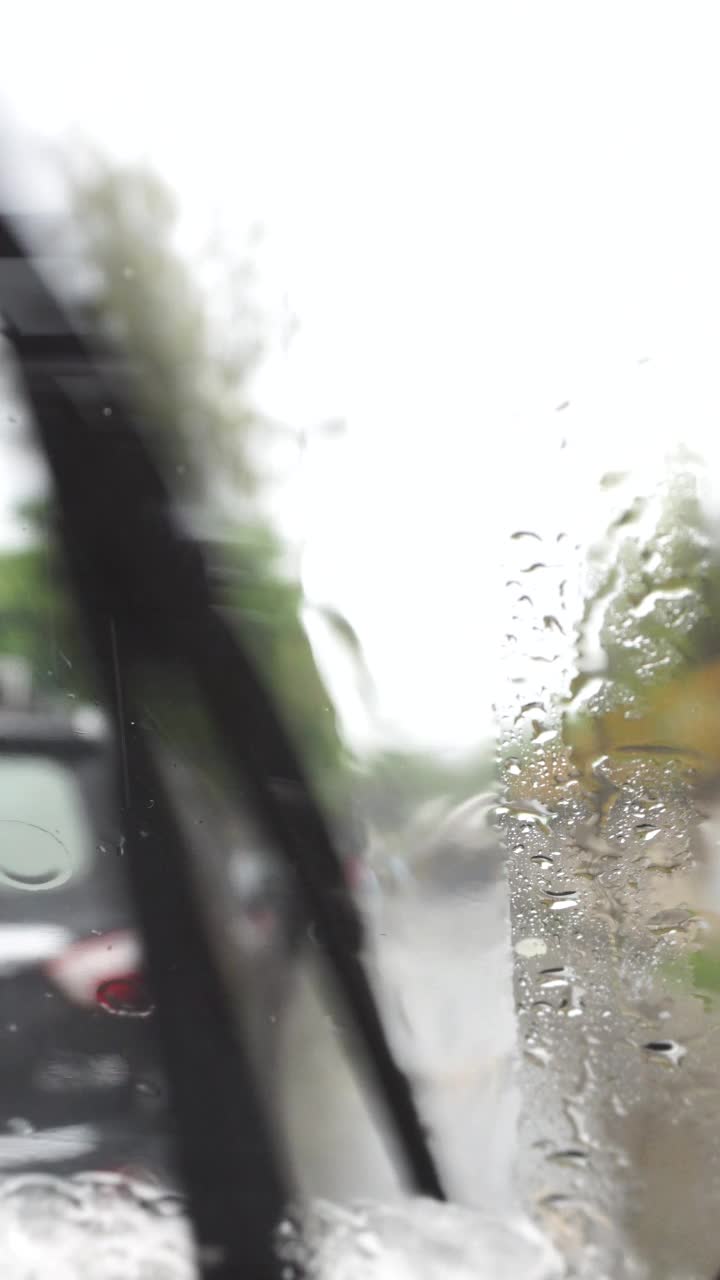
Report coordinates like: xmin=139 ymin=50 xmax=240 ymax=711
xmin=0 ymin=211 xmax=445 ymax=1273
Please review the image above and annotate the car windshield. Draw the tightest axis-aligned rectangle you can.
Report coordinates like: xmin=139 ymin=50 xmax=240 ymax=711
xmin=3 ymin=8 xmax=720 ymax=1280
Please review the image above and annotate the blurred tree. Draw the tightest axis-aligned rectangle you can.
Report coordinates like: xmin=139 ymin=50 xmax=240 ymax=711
xmin=0 ymin=157 xmax=350 ymax=811
xmin=563 ymin=471 xmax=720 ymax=780
xmin=0 ymin=546 xmax=62 ymax=686
xmin=66 ymin=155 xmax=263 ymax=505
xmin=0 ymin=157 xmax=495 ymax=841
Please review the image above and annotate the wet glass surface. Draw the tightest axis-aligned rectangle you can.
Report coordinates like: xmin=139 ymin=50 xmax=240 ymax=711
xmin=3 ymin=7 xmax=720 ymax=1278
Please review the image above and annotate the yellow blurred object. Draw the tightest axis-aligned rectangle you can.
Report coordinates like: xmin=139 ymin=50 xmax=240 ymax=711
xmin=564 ymin=660 xmax=720 ymax=782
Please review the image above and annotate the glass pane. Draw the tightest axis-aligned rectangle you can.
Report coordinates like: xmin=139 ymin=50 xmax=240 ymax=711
xmin=4 ymin=8 xmax=720 ymax=1279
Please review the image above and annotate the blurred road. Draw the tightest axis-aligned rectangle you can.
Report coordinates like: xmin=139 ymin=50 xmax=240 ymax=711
xmin=280 ymin=879 xmax=520 ymax=1211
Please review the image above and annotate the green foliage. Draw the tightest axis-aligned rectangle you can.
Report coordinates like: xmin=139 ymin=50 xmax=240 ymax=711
xmin=689 ymin=947 xmax=720 ymax=995
xmin=66 ymin=158 xmax=350 ymax=799
xmin=566 ymin=472 xmax=720 ymax=754
xmin=0 ymin=156 xmax=352 ymax=814
xmin=67 ymin=153 xmax=262 ymax=502
xmin=0 ymin=544 xmax=87 ymax=696
xmin=604 ymin=478 xmax=720 ymax=689
xmin=584 ymin=476 xmax=717 ymax=701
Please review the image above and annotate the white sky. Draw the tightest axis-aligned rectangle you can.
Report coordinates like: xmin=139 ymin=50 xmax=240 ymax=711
xmin=2 ymin=2 xmax=720 ymax=752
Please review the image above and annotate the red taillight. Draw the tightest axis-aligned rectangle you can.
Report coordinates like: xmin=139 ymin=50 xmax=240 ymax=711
xmin=45 ymin=930 xmax=147 ymax=1011
xmin=96 ymin=973 xmax=155 ymax=1018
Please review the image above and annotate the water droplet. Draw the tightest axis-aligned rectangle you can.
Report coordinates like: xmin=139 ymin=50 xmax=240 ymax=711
xmin=530 ymin=856 xmax=554 ymax=869
xmin=102 ymin=406 xmax=113 ymax=417
xmin=630 ymin=586 xmax=695 ymax=620
xmin=531 ymin=1000 xmax=555 ymax=1016
xmin=564 ymin=673 xmax=606 ymax=712
xmin=513 ymin=701 xmax=546 ymax=725
xmin=543 ymin=615 xmax=565 ymax=634
xmin=525 ymin=1045 xmax=551 ymax=1067
xmin=517 ymin=811 xmax=552 ymax=832
xmin=547 ymin=1148 xmax=588 ymax=1166
xmin=642 ymin=1039 xmax=686 ymax=1067
xmin=547 ymin=896 xmax=579 ymax=912
xmin=504 ymin=797 xmax=553 ymax=830
xmin=511 ymin=530 xmax=542 ymax=541
xmin=538 ymin=967 xmax=570 ymax=990
xmin=516 ymin=937 xmax=547 ymax=958
xmin=648 ymin=908 xmax=695 ymax=934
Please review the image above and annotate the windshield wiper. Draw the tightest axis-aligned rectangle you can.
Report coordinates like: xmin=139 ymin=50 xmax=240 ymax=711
xmin=0 ymin=210 xmax=445 ymax=1276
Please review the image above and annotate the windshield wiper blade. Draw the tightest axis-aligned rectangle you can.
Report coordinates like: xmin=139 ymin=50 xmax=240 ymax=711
xmin=0 ymin=219 xmax=292 ymax=1278
xmin=0 ymin=209 xmax=445 ymax=1257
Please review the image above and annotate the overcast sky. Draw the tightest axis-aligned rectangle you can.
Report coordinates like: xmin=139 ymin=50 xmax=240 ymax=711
xmin=1 ymin=3 xmax=720 ymax=753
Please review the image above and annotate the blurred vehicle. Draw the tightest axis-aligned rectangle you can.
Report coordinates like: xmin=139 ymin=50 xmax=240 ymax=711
xmin=0 ymin=687 xmax=160 ymax=1175
xmin=0 ymin=657 xmax=312 ymax=1180
xmin=366 ymin=790 xmax=503 ymax=899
